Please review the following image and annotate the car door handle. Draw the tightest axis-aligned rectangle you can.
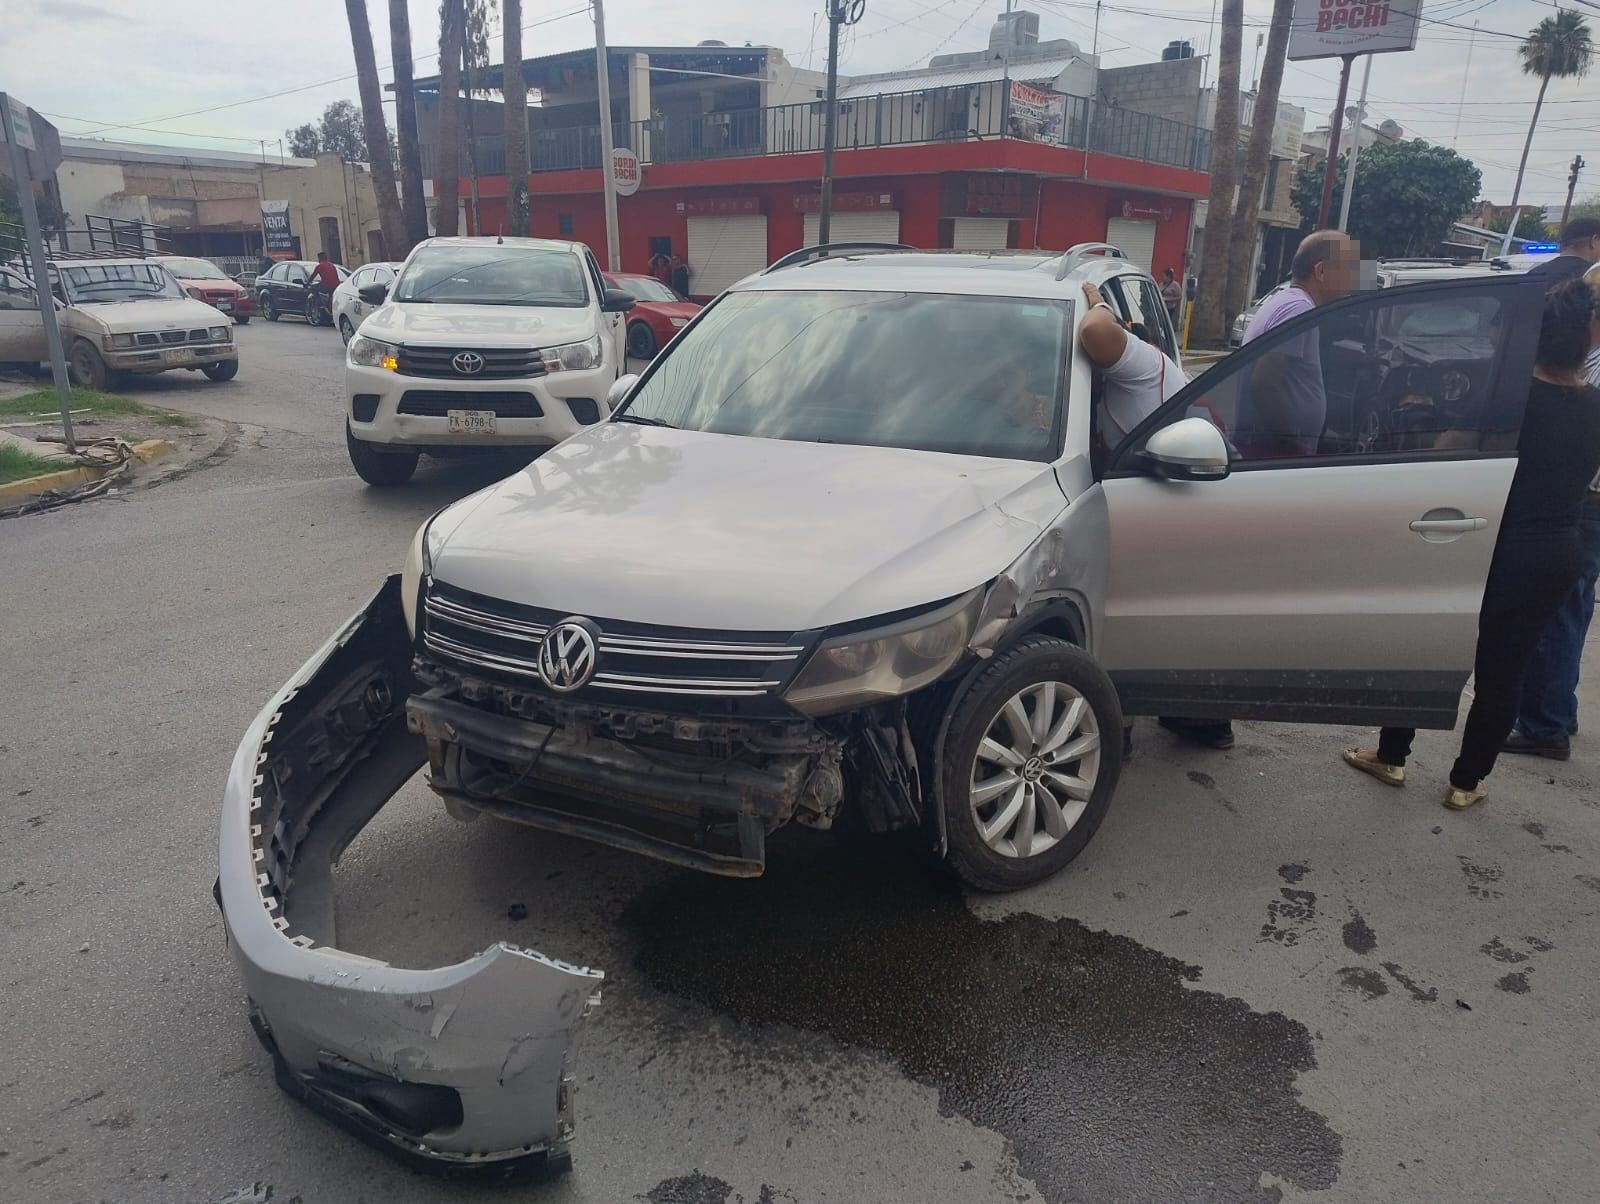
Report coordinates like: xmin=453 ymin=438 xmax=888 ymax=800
xmin=1410 ymin=517 xmax=1488 ymax=534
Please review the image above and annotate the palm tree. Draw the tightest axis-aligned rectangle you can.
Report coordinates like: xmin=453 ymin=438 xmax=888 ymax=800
xmin=1510 ymin=10 xmax=1592 ymax=213
xmin=503 ymin=0 xmax=530 ymax=237
xmin=343 ymin=0 xmax=406 ymax=260
xmin=389 ymin=0 xmax=430 ymax=246
xmin=1191 ymin=0 xmax=1244 ymax=347
xmin=461 ymin=0 xmax=491 ymax=233
xmin=1222 ymin=0 xmax=1292 ymax=321
xmin=434 ymin=0 xmax=463 ymax=237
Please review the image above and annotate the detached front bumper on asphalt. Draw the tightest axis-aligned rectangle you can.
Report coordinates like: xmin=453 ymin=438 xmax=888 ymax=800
xmin=216 ymin=576 xmax=603 ymax=1177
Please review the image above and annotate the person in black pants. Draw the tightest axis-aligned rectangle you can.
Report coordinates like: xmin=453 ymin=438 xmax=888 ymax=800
xmin=1343 ymin=278 xmax=1600 ymax=809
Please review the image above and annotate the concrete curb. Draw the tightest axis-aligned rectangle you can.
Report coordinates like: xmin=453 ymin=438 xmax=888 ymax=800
xmin=0 ymin=438 xmax=175 ymax=504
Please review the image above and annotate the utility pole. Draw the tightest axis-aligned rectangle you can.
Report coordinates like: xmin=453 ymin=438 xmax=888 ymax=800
xmin=1316 ymin=54 xmax=1354 ymax=230
xmin=1561 ymin=154 xmax=1585 ymax=229
xmin=1 ymin=93 xmax=74 ymax=452
xmin=818 ymin=0 xmax=864 ymax=246
xmin=592 ymin=0 xmax=621 ymax=271
xmin=1337 ymin=54 xmax=1371 ymax=234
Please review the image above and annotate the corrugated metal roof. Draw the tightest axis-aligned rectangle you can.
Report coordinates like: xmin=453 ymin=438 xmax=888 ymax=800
xmin=839 ymin=55 xmax=1081 ymax=98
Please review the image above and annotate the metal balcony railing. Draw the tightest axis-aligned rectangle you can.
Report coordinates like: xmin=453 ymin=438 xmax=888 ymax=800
xmin=421 ymin=83 xmax=1211 ymax=179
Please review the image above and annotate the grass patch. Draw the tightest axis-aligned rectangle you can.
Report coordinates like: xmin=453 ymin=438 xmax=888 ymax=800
xmin=0 ymin=443 xmax=67 ymax=486
xmin=0 ymin=388 xmax=196 ymax=430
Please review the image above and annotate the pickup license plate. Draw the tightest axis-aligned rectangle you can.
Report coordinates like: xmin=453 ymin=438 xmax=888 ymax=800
xmin=447 ymin=409 xmax=497 ymax=435
xmin=165 ymin=347 xmax=195 ymax=363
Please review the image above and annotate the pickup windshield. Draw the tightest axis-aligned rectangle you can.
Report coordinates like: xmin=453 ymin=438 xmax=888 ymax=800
xmin=58 ymin=263 xmax=185 ymax=304
xmin=393 ymin=244 xmax=588 ymax=307
xmin=618 ymin=290 xmax=1070 ymax=460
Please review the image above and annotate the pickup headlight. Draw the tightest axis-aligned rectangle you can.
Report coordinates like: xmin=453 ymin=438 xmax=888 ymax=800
xmin=543 ymin=334 xmax=602 ymax=373
xmin=107 ymin=333 xmax=137 ymax=349
xmin=669 ymin=317 xmax=689 ymax=328
xmin=349 ymin=333 xmax=399 ymax=370
xmin=209 ymin=326 xmax=231 ymax=342
xmin=400 ymin=513 xmax=450 ymax=636
xmin=784 ymin=588 xmax=984 ymax=716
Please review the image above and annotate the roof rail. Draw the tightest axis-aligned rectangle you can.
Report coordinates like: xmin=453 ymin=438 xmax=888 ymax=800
xmin=763 ymin=242 xmax=914 ymax=274
xmin=1054 ymin=242 xmax=1126 ymax=281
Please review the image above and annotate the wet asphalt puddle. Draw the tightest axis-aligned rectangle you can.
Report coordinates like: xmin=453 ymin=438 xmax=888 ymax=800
xmin=625 ymin=842 xmax=1342 ymax=1203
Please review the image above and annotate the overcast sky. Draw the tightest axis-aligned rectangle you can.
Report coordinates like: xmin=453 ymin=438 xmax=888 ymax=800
xmin=4 ymin=0 xmax=1593 ymax=210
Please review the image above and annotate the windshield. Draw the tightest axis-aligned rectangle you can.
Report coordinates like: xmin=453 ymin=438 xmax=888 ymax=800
xmin=619 ymin=290 xmax=1069 ymax=460
xmin=614 ymin=276 xmax=680 ymax=303
xmin=393 ymin=244 xmax=588 ymax=306
xmin=58 ymin=263 xmax=185 ymax=304
xmin=160 ymin=258 xmax=229 ymax=281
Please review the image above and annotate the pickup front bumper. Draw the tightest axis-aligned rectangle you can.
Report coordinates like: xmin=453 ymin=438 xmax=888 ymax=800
xmin=216 ymin=577 xmax=602 ymax=1177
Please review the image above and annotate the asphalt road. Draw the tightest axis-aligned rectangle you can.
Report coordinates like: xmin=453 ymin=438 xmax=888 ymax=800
xmin=3 ymin=318 xmax=1598 ymax=1204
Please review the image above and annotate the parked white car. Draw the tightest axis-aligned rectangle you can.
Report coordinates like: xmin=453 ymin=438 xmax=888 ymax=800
xmin=0 ymin=258 xmax=237 ymax=386
xmin=333 ymin=260 xmax=402 ymax=344
xmin=342 ymin=237 xmax=635 ymax=484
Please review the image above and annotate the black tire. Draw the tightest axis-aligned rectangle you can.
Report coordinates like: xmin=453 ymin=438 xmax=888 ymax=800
xmin=202 ymin=359 xmax=239 ymax=382
xmin=339 ymin=315 xmax=355 ymax=344
xmin=346 ymin=422 xmax=418 ymax=486
xmin=626 ymin=321 xmax=657 ymax=360
xmin=938 ymin=636 xmax=1123 ymax=892
xmin=262 ymin=295 xmax=278 ymax=321
xmin=234 ymin=315 xmax=251 ymax=325
xmin=69 ymin=340 xmax=112 ymax=391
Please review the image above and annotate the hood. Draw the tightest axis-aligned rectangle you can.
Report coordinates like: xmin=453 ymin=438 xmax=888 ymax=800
xmin=177 ymin=276 xmax=245 ymax=295
xmin=360 ymin=301 xmax=595 ymax=348
xmin=429 ymin=425 xmax=1068 ymax=632
xmin=72 ymin=296 xmax=229 ymax=334
xmin=636 ymin=300 xmax=700 ymax=321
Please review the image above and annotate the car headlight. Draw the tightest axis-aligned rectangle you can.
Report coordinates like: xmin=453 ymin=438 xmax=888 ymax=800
xmin=543 ymin=334 xmax=602 ymax=373
xmin=209 ymin=326 xmax=231 ymax=342
xmin=400 ymin=514 xmax=450 ymax=637
xmin=784 ymin=588 xmax=984 ymax=716
xmin=669 ymin=317 xmax=689 ymax=328
xmin=186 ymin=287 xmax=204 ymax=300
xmin=349 ymin=333 xmax=399 ymax=370
xmin=107 ymin=333 xmax=137 ymax=349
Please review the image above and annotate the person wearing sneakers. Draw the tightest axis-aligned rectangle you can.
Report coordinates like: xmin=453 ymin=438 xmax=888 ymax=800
xmin=1343 ymin=277 xmax=1600 ymax=809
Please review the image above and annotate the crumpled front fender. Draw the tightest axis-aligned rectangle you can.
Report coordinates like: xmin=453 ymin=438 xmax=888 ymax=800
xmin=217 ymin=575 xmax=603 ymax=1177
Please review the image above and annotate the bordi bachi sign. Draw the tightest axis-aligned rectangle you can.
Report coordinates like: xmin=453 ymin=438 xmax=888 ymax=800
xmin=1288 ymin=0 xmax=1422 ymax=60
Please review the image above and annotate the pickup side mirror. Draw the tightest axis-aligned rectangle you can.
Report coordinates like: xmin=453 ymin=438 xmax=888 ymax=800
xmin=601 ymin=288 xmax=636 ymax=313
xmin=358 ymin=283 xmax=389 ymax=306
xmin=1140 ymin=417 xmax=1231 ymax=482
xmin=606 ymin=373 xmax=639 ymax=412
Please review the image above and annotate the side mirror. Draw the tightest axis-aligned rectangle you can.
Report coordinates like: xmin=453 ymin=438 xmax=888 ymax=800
xmin=1140 ymin=417 xmax=1231 ymax=482
xmin=607 ymin=374 xmax=639 ymax=411
xmin=358 ymin=283 xmax=389 ymax=306
xmin=601 ymin=288 xmax=636 ymax=313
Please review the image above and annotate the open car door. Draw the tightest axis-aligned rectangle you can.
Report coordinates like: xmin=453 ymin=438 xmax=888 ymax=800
xmin=1097 ymin=274 xmax=1545 ymax=728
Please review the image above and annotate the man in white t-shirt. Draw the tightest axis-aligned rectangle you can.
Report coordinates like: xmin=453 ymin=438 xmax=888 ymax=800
xmin=1079 ymin=280 xmax=1188 ymax=452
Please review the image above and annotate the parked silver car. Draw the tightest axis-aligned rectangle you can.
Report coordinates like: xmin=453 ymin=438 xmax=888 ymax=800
xmin=217 ymin=243 xmax=1546 ymax=1175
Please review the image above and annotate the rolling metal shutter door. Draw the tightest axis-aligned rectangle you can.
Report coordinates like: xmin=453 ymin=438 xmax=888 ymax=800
xmin=951 ymin=218 xmax=1011 ymax=250
xmin=686 ymin=215 xmax=769 ymax=296
xmin=803 ymin=210 xmax=902 ymax=246
xmin=1106 ymin=217 xmax=1158 ymax=272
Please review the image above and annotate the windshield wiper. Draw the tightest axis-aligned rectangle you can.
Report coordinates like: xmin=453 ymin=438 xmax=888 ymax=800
xmin=612 ymin=413 xmax=679 ymax=429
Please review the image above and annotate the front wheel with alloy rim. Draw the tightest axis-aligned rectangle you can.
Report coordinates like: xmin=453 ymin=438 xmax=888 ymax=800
xmin=939 ymin=636 xmax=1122 ymax=892
xmin=345 ymin=422 xmax=418 ymax=486
xmin=339 ymin=315 xmax=355 ymax=344
xmin=202 ymin=359 xmax=239 ymax=381
xmin=262 ymin=296 xmax=277 ymax=321
xmin=626 ymin=321 xmax=657 ymax=360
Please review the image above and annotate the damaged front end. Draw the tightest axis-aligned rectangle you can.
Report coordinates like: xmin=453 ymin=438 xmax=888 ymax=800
xmin=216 ymin=576 xmax=602 ymax=1178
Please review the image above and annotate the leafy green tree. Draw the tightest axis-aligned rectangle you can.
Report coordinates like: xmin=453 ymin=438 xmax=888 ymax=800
xmin=284 ymin=99 xmax=372 ymax=161
xmin=1488 ymin=205 xmax=1553 ymax=242
xmin=1292 ymin=141 xmax=1482 ymax=259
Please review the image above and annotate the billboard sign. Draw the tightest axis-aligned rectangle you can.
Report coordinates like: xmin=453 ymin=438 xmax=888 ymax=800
xmin=1288 ymin=0 xmax=1421 ymax=61
xmin=261 ymin=200 xmax=295 ymax=253
xmin=1008 ymin=81 xmax=1067 ymax=144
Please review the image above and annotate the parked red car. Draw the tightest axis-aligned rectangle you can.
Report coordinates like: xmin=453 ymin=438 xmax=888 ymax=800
xmin=605 ymin=272 xmax=700 ymax=360
xmin=151 ymin=256 xmax=256 ymax=323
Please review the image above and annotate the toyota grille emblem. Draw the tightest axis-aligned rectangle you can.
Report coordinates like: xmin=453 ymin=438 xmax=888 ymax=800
xmin=452 ymin=350 xmax=485 ymax=375
xmin=537 ymin=619 xmax=599 ymax=692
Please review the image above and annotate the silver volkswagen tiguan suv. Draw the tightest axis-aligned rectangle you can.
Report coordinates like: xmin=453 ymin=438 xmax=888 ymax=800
xmin=216 ymin=243 xmax=1546 ymax=1173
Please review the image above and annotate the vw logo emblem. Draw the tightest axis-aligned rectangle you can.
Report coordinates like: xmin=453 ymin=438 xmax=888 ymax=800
xmin=452 ymin=350 xmax=485 ymax=375
xmin=537 ymin=618 xmax=599 ymax=692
